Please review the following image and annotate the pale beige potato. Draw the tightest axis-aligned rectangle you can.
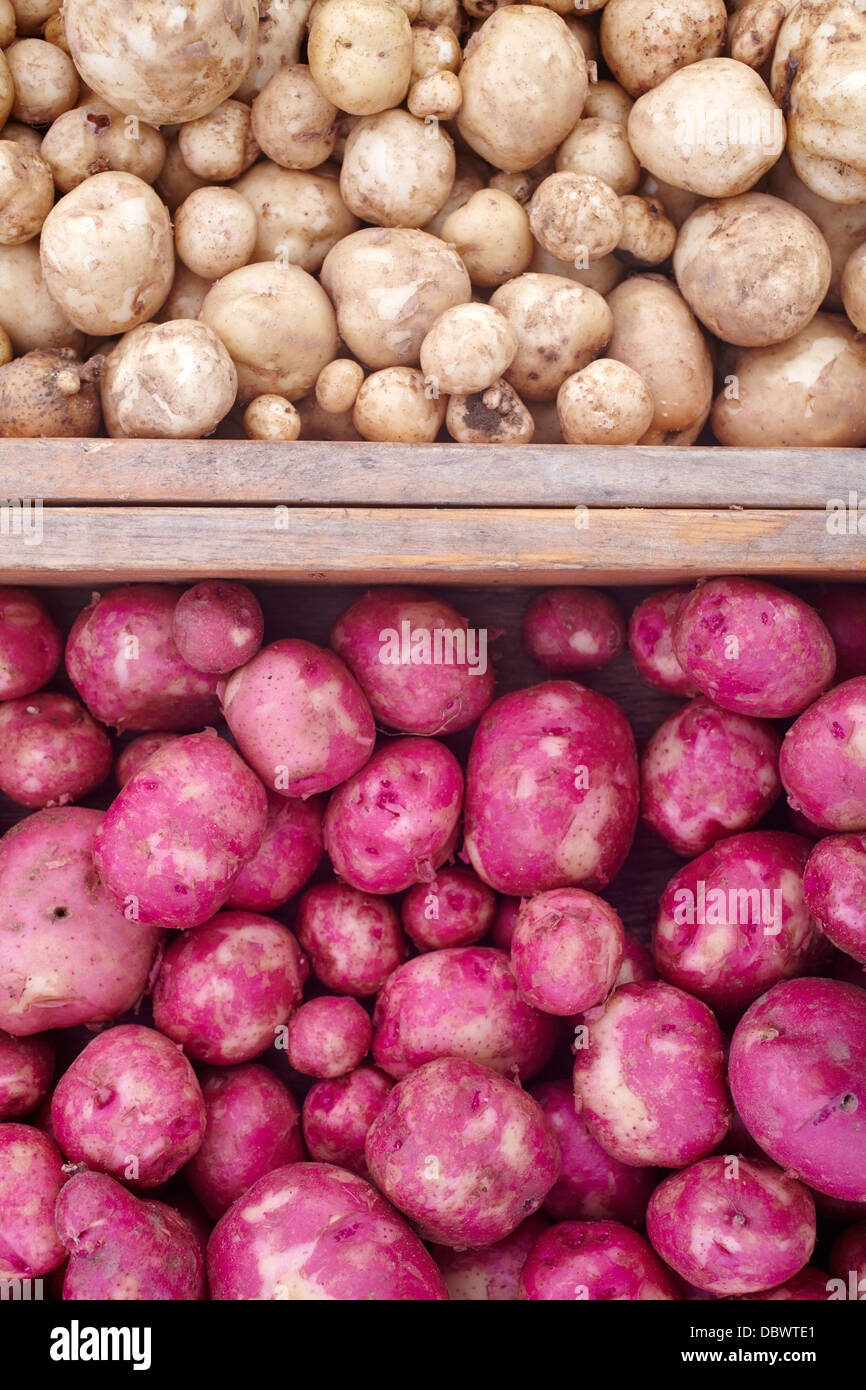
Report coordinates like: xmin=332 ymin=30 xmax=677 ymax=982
xmin=7 ymin=37 xmax=78 ymax=124
xmin=606 ymin=273 xmax=713 ymax=444
xmin=638 ymin=171 xmax=704 ymax=227
xmin=236 ymin=0 xmax=312 ymax=104
xmin=788 ymin=144 xmax=866 ymax=207
xmin=1 ymin=120 xmax=41 ymax=152
xmin=156 ymin=138 xmax=206 ymax=213
xmin=40 ymin=171 xmax=174 ymax=336
xmin=175 ymin=187 xmax=258 ymax=281
xmin=557 ymin=358 xmax=654 ymax=444
xmin=530 ymin=243 xmax=626 ymax=295
xmin=157 ymin=265 xmax=212 ymax=324
xmin=320 ymin=225 xmax=471 ymax=368
xmin=408 ymin=69 xmax=461 ymax=119
xmin=178 ymin=102 xmax=259 ymax=184
xmin=234 ymin=162 xmax=359 ymax=272
xmin=199 ymin=261 xmax=339 ymax=403
xmin=308 ymin=0 xmax=413 ymax=115
xmin=419 ymin=0 xmax=462 ymax=25
xmin=617 ymin=194 xmax=677 ymax=264
xmin=601 ymin=0 xmax=726 ymax=97
xmin=769 ymin=0 xmax=849 ymax=104
xmin=251 ymin=64 xmax=337 ymax=171
xmin=0 ymin=241 xmax=84 ymax=353
xmin=420 ymin=302 xmax=517 ymax=395
xmin=0 ymin=1 xmax=15 ymax=47
xmin=353 ymin=365 xmax=445 ymax=442
xmin=340 ymin=109 xmax=455 ymax=228
xmin=422 ymin=152 xmax=487 ymax=239
xmin=440 ymin=187 xmax=533 ymax=287
xmin=556 ymin=118 xmax=640 ymax=196
xmin=315 ymin=358 xmax=365 ymax=413
xmin=446 ymin=377 xmax=534 ymax=443
xmin=728 ymin=0 xmax=786 ymax=68
xmin=63 ymin=0 xmax=258 ymax=125
xmin=41 ymin=12 xmax=67 ymax=52
xmin=490 ymin=273 xmax=612 ymax=400
xmin=10 ymin=0 xmax=58 ymax=33
xmin=243 ymin=394 xmax=302 ymax=440
xmin=529 ymin=171 xmax=624 ymax=262
xmin=0 ymin=141 xmax=53 ymax=243
xmin=779 ymin=7 xmax=866 ymax=205
xmin=584 ymin=80 xmax=633 ymax=126
xmin=767 ymin=153 xmax=866 ymax=311
xmin=628 ymin=59 xmax=785 ymax=197
xmin=842 ymin=244 xmax=866 ymax=333
xmin=674 ymin=192 xmax=832 ymax=346
xmin=101 ymin=320 xmax=238 ymax=439
xmin=457 ymin=7 xmax=588 ymax=173
xmin=712 ymin=313 xmax=866 ymax=446
xmin=410 ymin=20 xmax=461 ymax=78
xmin=41 ymin=100 xmax=166 ymax=194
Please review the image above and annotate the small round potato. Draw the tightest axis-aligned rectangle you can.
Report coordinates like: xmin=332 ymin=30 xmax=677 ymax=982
xmin=446 ymin=378 xmax=534 ymax=444
xmin=308 ymin=0 xmax=413 ymax=116
xmin=617 ymin=195 xmax=677 ymax=265
xmin=157 ymin=265 xmax=212 ymax=324
xmin=601 ymin=0 xmax=727 ymax=98
xmin=407 ymin=70 xmax=461 ymax=120
xmin=41 ymin=12 xmax=67 ymax=52
xmin=178 ymin=101 xmax=259 ymax=183
xmin=101 ymin=320 xmax=238 ymax=440
xmin=251 ymin=65 xmax=338 ymax=171
xmin=0 ymin=142 xmax=53 ymax=244
xmin=234 ymin=162 xmax=359 ymax=273
xmin=175 ymin=188 xmax=258 ymax=282
xmin=6 ymin=37 xmax=78 ymax=125
xmin=556 ymin=118 xmax=640 ymax=197
xmin=353 ymin=366 xmax=445 ymax=442
xmin=729 ymin=0 xmax=786 ymax=69
xmin=584 ymin=80 xmax=634 ymax=126
xmin=40 ymin=100 xmax=166 ymax=194
xmin=316 ymin=358 xmax=365 ymax=414
xmin=557 ymin=359 xmax=655 ymax=444
xmin=490 ymin=273 xmax=613 ymax=401
xmin=440 ymin=188 xmax=533 ymax=288
xmin=410 ymin=20 xmax=461 ymax=79
xmin=340 ymin=109 xmax=455 ymax=228
xmin=420 ymin=303 xmax=517 ymax=396
xmin=529 ymin=172 xmax=624 ymax=263
xmin=488 ymin=163 xmax=551 ymax=206
xmin=842 ymin=243 xmax=866 ymax=333
xmin=418 ymin=0 xmax=462 ymax=23
xmin=1 ymin=120 xmax=41 ymax=153
xmin=0 ymin=241 xmax=84 ymax=353
xmin=12 ymin=0 xmax=63 ymax=35
xmin=243 ymin=395 xmax=302 ymax=441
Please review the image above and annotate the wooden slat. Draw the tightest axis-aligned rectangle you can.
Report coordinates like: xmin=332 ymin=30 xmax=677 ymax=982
xmin=2 ymin=505 xmax=863 ymax=583
xmin=2 ymin=438 xmax=864 ymax=507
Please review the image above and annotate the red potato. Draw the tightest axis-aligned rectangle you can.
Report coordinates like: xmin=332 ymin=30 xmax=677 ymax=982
xmin=807 ymin=584 xmax=866 ymax=685
xmin=287 ymin=996 xmax=372 ymax=1079
xmin=51 ymin=1024 xmax=206 ymax=1188
xmin=804 ymin=835 xmax=866 ymax=964
xmin=225 ymin=790 xmax=324 ymax=912
xmin=207 ymin=1162 xmax=449 ymax=1300
xmin=94 ymin=729 xmax=267 ymax=930
xmin=172 ymin=580 xmax=264 ymax=675
xmin=780 ymin=677 xmax=866 ymax=831
xmin=152 ymin=911 xmax=305 ymax=1066
xmin=372 ymin=946 xmax=558 ymax=1081
xmin=0 ymin=691 xmax=112 ymax=808
xmin=729 ymin=978 xmax=866 ymax=1202
xmin=573 ymin=981 xmax=730 ymax=1168
xmin=489 ymin=895 xmax=520 ymax=950
xmin=627 ymin=586 xmax=699 ymax=697
xmin=672 ymin=578 xmax=836 ymax=719
xmin=56 ymin=1171 xmax=205 ymax=1300
xmin=219 ymin=638 xmax=375 ymax=798
xmin=432 ymin=1215 xmax=548 ymax=1301
xmin=401 ymin=865 xmax=496 ymax=951
xmin=463 ymin=681 xmax=639 ymax=896
xmin=653 ymin=831 xmax=826 ymax=1018
xmin=0 ymin=1030 xmax=53 ymax=1119
xmin=0 ymin=588 xmax=62 ymax=700
xmin=330 ymin=586 xmax=495 ymax=735
xmin=522 ymin=588 xmax=626 ymax=674
xmin=0 ymin=807 xmax=161 ymax=1036
xmin=323 ymin=736 xmax=464 ymax=894
xmin=511 ymin=888 xmax=625 ymax=1016
xmin=296 ymin=882 xmax=408 ymax=997
xmin=731 ymin=1266 xmax=832 ymax=1301
xmin=646 ymin=1157 xmax=816 ymax=1296
xmin=115 ymin=731 xmax=181 ymax=787
xmin=0 ymin=1123 xmax=65 ymax=1279
xmin=185 ymin=1064 xmax=304 ymax=1220
xmin=519 ymin=1221 xmax=681 ymax=1301
xmin=302 ymin=1066 xmax=393 ymax=1176
xmin=641 ymin=699 xmax=782 ymax=857
xmin=65 ymin=585 xmax=221 ymax=732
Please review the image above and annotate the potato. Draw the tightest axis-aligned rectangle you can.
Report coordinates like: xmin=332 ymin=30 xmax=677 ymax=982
xmin=420 ymin=302 xmax=516 ymax=396
xmin=584 ymin=79 xmax=633 ymax=126
xmin=0 ymin=692 xmax=112 ymax=809
xmin=440 ymin=188 xmax=533 ymax=288
xmin=114 ymin=732 xmax=180 ymax=788
xmin=556 ymin=118 xmax=640 ymax=197
xmin=0 ymin=142 xmax=52 ymax=245
xmin=297 ymin=882 xmax=407 ymax=995
xmin=422 ymin=151 xmax=487 ymax=237
xmin=601 ymin=0 xmax=726 ymax=98
xmin=40 ymin=99 xmax=166 ymax=194
xmin=320 ymin=226 xmax=471 ymax=369
xmin=0 ymin=243 xmax=87 ymax=356
xmin=446 ymin=378 xmax=535 ymax=443
xmin=178 ymin=100 xmax=259 ymax=183
xmin=529 ymin=171 xmax=624 ymax=263
xmin=0 ymin=119 xmax=41 ymax=153
xmin=308 ymin=0 xmax=413 ymax=115
xmin=315 ymin=358 xmax=364 ymax=413
xmin=175 ymin=187 xmax=257 ymax=282
xmin=488 ymin=157 xmax=553 ymax=206
xmin=411 ymin=18 xmax=461 ymax=78
xmin=101 ymin=320 xmax=237 ymax=440
xmin=199 ymin=261 xmax=338 ymax=404
xmin=63 ymin=0 xmax=258 ymax=125
xmin=352 ymin=365 xmax=445 ymax=442
xmin=0 ymin=587 xmax=60 ymax=700
xmin=0 ymin=1031 xmax=53 ymax=1120
xmin=408 ymin=69 xmax=461 ymax=120
xmin=522 ymin=587 xmax=625 ymax=673
xmin=842 ymin=243 xmax=866 ymax=332
xmin=520 ymin=1221 xmax=681 ymax=1300
xmin=628 ymin=587 xmax=699 ymax=696
xmin=10 ymin=0 xmax=58 ymax=33
xmin=628 ymin=59 xmax=785 ymax=197
xmin=288 ymin=996 xmax=372 ymax=1078
xmin=490 ymin=274 xmax=612 ymax=402
xmin=243 ymin=394 xmax=301 ymax=440
xmin=804 ymin=835 xmax=866 ymax=966
xmin=557 ymin=358 xmax=654 ymax=445
xmin=531 ymin=242 xmax=626 ymax=296
xmin=171 ymin=580 xmax=262 ymax=677
xmin=0 ymin=348 xmax=104 ymax=437
xmin=432 ymin=1215 xmax=547 ymax=1300
xmin=728 ymin=0 xmax=786 ymax=68
xmin=156 ymin=136 xmax=205 ymax=213
xmin=6 ymin=37 xmax=78 ymax=125
xmin=227 ymin=789 xmax=323 ymax=913
xmin=0 ymin=1125 xmax=65 ymax=1280
xmin=457 ymin=7 xmax=587 ymax=173
xmin=234 ymin=162 xmax=359 ymax=272
xmin=512 ymin=888 xmax=625 ymax=1016
xmin=616 ymin=194 xmax=677 ymax=265
xmin=236 ymin=0 xmax=312 ymax=104
xmin=341 ymin=109 xmax=454 ymax=229
xmin=302 ymin=1066 xmax=393 ymax=1175
xmin=251 ymin=64 xmax=337 ymax=170
xmin=783 ymin=7 xmax=866 ymax=207
xmin=780 ymin=676 xmax=866 ymax=832
xmin=806 ymin=583 xmax=866 ymax=684
xmin=401 ymin=865 xmax=495 ymax=952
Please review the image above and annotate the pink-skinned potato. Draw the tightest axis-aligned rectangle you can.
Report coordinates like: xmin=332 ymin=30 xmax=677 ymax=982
xmin=728 ymin=978 xmax=866 ymax=1202
xmin=330 ymin=587 xmax=494 ymax=735
xmin=94 ymin=729 xmax=267 ymax=930
xmin=433 ymin=1215 xmax=548 ymax=1301
xmin=0 ymin=807 xmax=162 ymax=1037
xmin=617 ymin=932 xmax=657 ymax=985
xmin=522 ymin=588 xmax=626 ymax=674
xmin=115 ymin=731 xmax=181 ymax=788
xmin=653 ymin=831 xmax=827 ymax=1018
xmin=206 ymin=1161 xmax=449 ymax=1300
xmin=731 ymin=1266 xmax=832 ymax=1301
xmin=0 ymin=1123 xmax=66 ymax=1279
xmin=65 ymin=585 xmax=221 ymax=732
xmin=573 ymin=981 xmax=730 ymax=1168
xmin=511 ymin=887 xmax=625 ymax=1016
xmin=225 ymin=790 xmax=324 ymax=912
xmin=57 ymin=1171 xmax=205 ymax=1300
xmin=219 ymin=638 xmax=375 ymax=798
xmin=51 ymin=1024 xmax=206 ymax=1188
xmin=672 ymin=578 xmax=835 ymax=719
xmin=0 ymin=588 xmax=62 ymax=700
xmin=287 ymin=996 xmax=372 ymax=1079
xmin=0 ymin=692 xmax=112 ymax=809
xmin=172 ymin=580 xmax=264 ymax=675
xmin=401 ymin=865 xmax=497 ymax=951
xmin=463 ymin=680 xmax=639 ymax=896
xmin=531 ymin=1080 xmax=659 ymax=1226
xmin=646 ymin=1157 xmax=816 ymax=1296
xmin=519 ymin=1221 xmax=682 ymax=1301
xmin=372 ymin=946 xmax=558 ymax=1081
xmin=804 ymin=835 xmax=866 ymax=965
xmin=323 ymin=736 xmax=464 ymax=894
xmin=152 ymin=911 xmax=304 ymax=1066
xmin=365 ymin=1056 xmax=561 ymax=1248
xmin=627 ymin=586 xmax=699 ymax=697
xmin=806 ymin=584 xmax=866 ymax=684
xmin=641 ymin=699 xmax=782 ymax=857
xmin=296 ymin=882 xmax=408 ymax=997
xmin=0 ymin=1031 xmax=53 ymax=1119
xmin=302 ymin=1066 xmax=393 ymax=1177
xmin=185 ymin=1064 xmax=304 ymax=1220
xmin=780 ymin=677 xmax=866 ymax=831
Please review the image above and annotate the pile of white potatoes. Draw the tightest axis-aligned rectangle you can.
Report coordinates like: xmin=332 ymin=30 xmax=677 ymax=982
xmin=1 ymin=0 xmax=866 ymax=447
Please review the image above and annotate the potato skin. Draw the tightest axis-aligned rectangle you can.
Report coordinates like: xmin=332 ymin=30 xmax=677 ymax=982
xmin=302 ymin=1066 xmax=393 ymax=1175
xmin=0 ymin=348 xmax=103 ymax=438
xmin=520 ymin=1221 xmax=681 ymax=1300
xmin=234 ymin=162 xmax=359 ymax=273
xmin=227 ymin=790 xmax=324 ymax=912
